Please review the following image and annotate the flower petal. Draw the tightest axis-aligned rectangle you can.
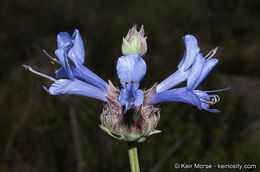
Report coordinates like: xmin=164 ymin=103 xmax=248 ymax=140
xmin=156 ymin=69 xmax=189 ymax=93
xmin=119 ymin=83 xmax=144 ymax=113
xmin=119 ymin=88 xmax=127 ymax=106
xmin=43 ymin=79 xmax=107 ymax=102
xmin=178 ymin=35 xmax=200 ymax=71
xmin=68 ymin=29 xmax=85 ymax=66
xmin=55 ymin=67 xmax=68 ymax=79
xmin=73 ymin=65 xmax=108 ymax=90
xmin=55 ymin=47 xmax=74 ymax=79
xmin=193 ymin=90 xmax=220 ymax=113
xmin=116 ymin=54 xmax=146 ymax=89
xmin=187 ymin=53 xmax=205 ymax=90
xmin=55 ymin=64 xmax=108 ymax=90
xmin=191 ymin=58 xmax=218 ymax=90
xmin=193 ymin=90 xmax=210 ymax=102
xmin=149 ymin=87 xmax=202 ymax=109
xmin=134 ymin=89 xmax=144 ymax=106
xmin=57 ymin=32 xmax=71 ymax=48
xmin=119 ymin=88 xmax=134 ymax=113
xmin=203 ymin=107 xmax=220 ymax=113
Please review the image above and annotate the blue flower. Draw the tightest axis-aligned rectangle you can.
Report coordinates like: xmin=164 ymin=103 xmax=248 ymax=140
xmin=116 ymin=54 xmax=147 ymax=113
xmin=24 ymin=30 xmax=228 ymax=113
xmin=23 ymin=29 xmax=108 ymax=102
xmin=24 ymin=27 xmax=229 ymax=142
xmin=149 ymin=35 xmax=229 ymax=112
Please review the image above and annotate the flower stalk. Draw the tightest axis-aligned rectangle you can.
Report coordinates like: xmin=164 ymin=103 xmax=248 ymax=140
xmin=128 ymin=142 xmax=140 ymax=172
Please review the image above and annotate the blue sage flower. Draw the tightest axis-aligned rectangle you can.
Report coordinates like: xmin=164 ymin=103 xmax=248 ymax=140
xmin=149 ymin=35 xmax=229 ymax=112
xmin=24 ymin=26 xmax=228 ymax=142
xmin=117 ymin=54 xmax=146 ymax=113
xmin=23 ymin=29 xmax=108 ymax=102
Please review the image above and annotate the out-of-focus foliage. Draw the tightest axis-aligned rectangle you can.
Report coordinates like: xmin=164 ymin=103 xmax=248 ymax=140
xmin=0 ymin=0 xmax=260 ymax=171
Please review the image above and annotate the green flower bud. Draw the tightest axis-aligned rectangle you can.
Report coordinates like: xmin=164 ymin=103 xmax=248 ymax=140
xmin=121 ymin=25 xmax=147 ymax=56
xmin=100 ymin=81 xmax=161 ymax=142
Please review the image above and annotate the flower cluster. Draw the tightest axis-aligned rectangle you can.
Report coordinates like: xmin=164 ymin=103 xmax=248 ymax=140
xmin=24 ymin=26 xmax=228 ymax=142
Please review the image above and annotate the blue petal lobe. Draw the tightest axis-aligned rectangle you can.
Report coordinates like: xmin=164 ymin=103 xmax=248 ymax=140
xmin=149 ymin=87 xmax=202 ymax=109
xmin=43 ymin=79 xmax=107 ymax=102
xmin=72 ymin=65 xmax=108 ymax=90
xmin=119 ymin=83 xmax=144 ymax=113
xmin=187 ymin=53 xmax=205 ymax=90
xmin=68 ymin=29 xmax=85 ymax=66
xmin=55 ymin=65 xmax=108 ymax=90
xmin=55 ymin=48 xmax=74 ymax=80
xmin=116 ymin=54 xmax=146 ymax=88
xmin=178 ymin=35 xmax=200 ymax=71
xmin=57 ymin=32 xmax=71 ymax=48
xmin=119 ymin=88 xmax=127 ymax=106
xmin=204 ymin=108 xmax=220 ymax=113
xmin=55 ymin=67 xmax=67 ymax=79
xmin=193 ymin=89 xmax=209 ymax=99
xmin=119 ymin=87 xmax=133 ymax=114
xmin=119 ymin=84 xmax=135 ymax=108
xmin=156 ymin=69 xmax=189 ymax=93
xmin=192 ymin=58 xmax=218 ymax=90
xmin=134 ymin=89 xmax=144 ymax=106
xmin=177 ymin=51 xmax=185 ymax=69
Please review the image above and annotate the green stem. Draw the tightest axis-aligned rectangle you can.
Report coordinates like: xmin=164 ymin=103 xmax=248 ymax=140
xmin=127 ymin=142 xmax=140 ymax=172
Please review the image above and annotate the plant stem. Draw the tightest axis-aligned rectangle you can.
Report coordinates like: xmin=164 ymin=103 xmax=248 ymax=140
xmin=128 ymin=142 xmax=140 ymax=172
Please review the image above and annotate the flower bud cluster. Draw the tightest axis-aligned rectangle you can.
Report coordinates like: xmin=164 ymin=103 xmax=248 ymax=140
xmin=121 ymin=25 xmax=147 ymax=56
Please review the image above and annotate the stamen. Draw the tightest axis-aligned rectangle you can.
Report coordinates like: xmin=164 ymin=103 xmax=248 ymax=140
xmin=50 ymin=58 xmax=58 ymax=64
xmin=205 ymin=87 xmax=230 ymax=93
xmin=130 ymin=80 xmax=135 ymax=84
xmin=43 ymin=49 xmax=60 ymax=64
xmin=207 ymin=95 xmax=220 ymax=105
xmin=205 ymin=47 xmax=219 ymax=60
xmin=22 ymin=65 xmax=56 ymax=82
xmin=124 ymin=81 xmax=129 ymax=87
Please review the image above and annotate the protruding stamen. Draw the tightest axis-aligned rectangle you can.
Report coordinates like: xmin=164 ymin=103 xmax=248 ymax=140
xmin=205 ymin=47 xmax=219 ymax=60
xmin=43 ymin=49 xmax=60 ymax=64
xmin=22 ymin=65 xmax=56 ymax=82
xmin=50 ymin=58 xmax=58 ymax=64
xmin=205 ymin=87 xmax=230 ymax=93
xmin=207 ymin=95 xmax=220 ymax=105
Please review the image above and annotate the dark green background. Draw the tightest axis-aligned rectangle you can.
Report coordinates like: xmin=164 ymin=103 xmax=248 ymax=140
xmin=1 ymin=0 xmax=260 ymax=171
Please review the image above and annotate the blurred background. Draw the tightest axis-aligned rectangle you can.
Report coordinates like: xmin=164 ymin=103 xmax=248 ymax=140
xmin=1 ymin=0 xmax=260 ymax=171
